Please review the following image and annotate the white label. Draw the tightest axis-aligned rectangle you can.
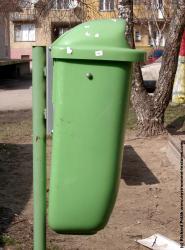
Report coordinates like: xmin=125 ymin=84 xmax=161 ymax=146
xmin=95 ymin=50 xmax=103 ymax=57
xmin=95 ymin=33 xmax=100 ymax=38
xmin=85 ymin=31 xmax=91 ymax=37
xmin=66 ymin=47 xmax=73 ymax=54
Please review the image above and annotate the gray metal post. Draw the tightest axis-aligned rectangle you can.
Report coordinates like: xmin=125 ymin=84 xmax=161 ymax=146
xmin=46 ymin=46 xmax=53 ymax=135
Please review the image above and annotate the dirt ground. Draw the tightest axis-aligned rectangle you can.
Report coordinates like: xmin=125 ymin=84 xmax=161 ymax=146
xmin=0 ymin=110 xmax=181 ymax=250
xmin=0 ymin=79 xmax=32 ymax=111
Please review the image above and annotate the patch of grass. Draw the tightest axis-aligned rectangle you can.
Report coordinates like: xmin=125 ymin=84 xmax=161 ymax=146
xmin=0 ymin=110 xmax=32 ymax=141
xmin=0 ymin=104 xmax=184 ymax=140
xmin=0 ymin=234 xmax=16 ymax=246
xmin=165 ymin=104 xmax=185 ymax=131
xmin=47 ymin=244 xmax=60 ymax=250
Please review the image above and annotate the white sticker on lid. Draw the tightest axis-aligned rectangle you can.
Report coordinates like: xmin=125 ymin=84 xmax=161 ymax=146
xmin=66 ymin=47 xmax=73 ymax=54
xmin=95 ymin=33 xmax=100 ymax=38
xmin=85 ymin=31 xmax=91 ymax=36
xmin=95 ymin=50 xmax=103 ymax=57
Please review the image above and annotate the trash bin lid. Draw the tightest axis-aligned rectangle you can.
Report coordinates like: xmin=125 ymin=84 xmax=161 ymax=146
xmin=51 ymin=19 xmax=146 ymax=62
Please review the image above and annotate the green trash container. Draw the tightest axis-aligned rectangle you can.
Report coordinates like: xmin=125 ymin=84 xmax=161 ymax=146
xmin=48 ymin=19 xmax=145 ymax=234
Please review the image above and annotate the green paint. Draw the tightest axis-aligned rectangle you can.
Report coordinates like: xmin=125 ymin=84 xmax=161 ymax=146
xmin=48 ymin=19 xmax=146 ymax=234
xmin=51 ymin=19 xmax=146 ymax=62
xmin=49 ymin=60 xmax=132 ymax=234
xmin=32 ymin=46 xmax=46 ymax=250
xmin=0 ymin=235 xmax=16 ymax=246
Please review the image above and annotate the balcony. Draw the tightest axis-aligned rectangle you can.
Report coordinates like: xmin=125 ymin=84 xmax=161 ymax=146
xmin=0 ymin=1 xmax=22 ymax=12
xmin=10 ymin=9 xmax=37 ymax=21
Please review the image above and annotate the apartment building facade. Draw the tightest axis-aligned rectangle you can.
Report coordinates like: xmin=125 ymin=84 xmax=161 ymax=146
xmin=0 ymin=15 xmax=10 ymax=58
xmin=0 ymin=1 xmax=22 ymax=59
xmin=133 ymin=0 xmax=177 ymax=49
xmin=7 ymin=0 xmax=177 ymax=60
xmin=9 ymin=0 xmax=117 ymax=60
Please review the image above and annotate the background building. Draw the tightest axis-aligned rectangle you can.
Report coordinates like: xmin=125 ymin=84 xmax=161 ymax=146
xmin=9 ymin=0 xmax=117 ymax=60
xmin=133 ymin=0 xmax=177 ymax=51
xmin=1 ymin=0 xmax=177 ymax=61
xmin=0 ymin=15 xmax=10 ymax=58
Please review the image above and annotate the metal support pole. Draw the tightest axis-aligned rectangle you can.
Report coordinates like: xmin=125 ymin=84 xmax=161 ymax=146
xmin=32 ymin=46 xmax=46 ymax=250
xmin=46 ymin=46 xmax=53 ymax=135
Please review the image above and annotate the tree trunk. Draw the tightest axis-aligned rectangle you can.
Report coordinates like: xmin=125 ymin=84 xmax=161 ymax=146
xmin=118 ymin=0 xmax=185 ymax=136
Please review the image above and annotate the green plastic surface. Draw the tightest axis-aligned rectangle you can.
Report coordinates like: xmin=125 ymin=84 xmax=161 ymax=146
xmin=48 ymin=60 xmax=132 ymax=233
xmin=51 ymin=19 xmax=146 ymax=62
xmin=48 ymin=19 xmax=146 ymax=234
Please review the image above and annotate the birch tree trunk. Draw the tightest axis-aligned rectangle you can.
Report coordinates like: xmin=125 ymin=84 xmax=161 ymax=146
xmin=118 ymin=0 xmax=185 ymax=136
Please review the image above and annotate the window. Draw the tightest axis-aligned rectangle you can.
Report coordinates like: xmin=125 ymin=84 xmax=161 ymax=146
xmin=14 ymin=24 xmax=36 ymax=42
xmin=52 ymin=25 xmax=72 ymax=42
xmin=21 ymin=55 xmax=30 ymax=59
xmin=20 ymin=0 xmax=31 ymax=8
xmin=99 ymin=0 xmax=114 ymax=11
xmin=52 ymin=0 xmax=71 ymax=10
xmin=58 ymin=27 xmax=70 ymax=36
xmin=133 ymin=0 xmax=141 ymax=4
xmin=158 ymin=9 xmax=164 ymax=19
xmin=20 ymin=0 xmax=38 ymax=8
xmin=148 ymin=36 xmax=152 ymax=46
xmin=157 ymin=0 xmax=163 ymax=9
xmin=156 ymin=0 xmax=164 ymax=19
xmin=148 ymin=32 xmax=165 ymax=47
xmin=171 ymin=0 xmax=178 ymax=5
xmin=135 ymin=31 xmax=142 ymax=42
xmin=133 ymin=0 xmax=146 ymax=4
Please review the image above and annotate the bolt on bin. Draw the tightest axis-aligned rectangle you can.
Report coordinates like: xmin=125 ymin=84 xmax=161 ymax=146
xmin=48 ymin=19 xmax=145 ymax=234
